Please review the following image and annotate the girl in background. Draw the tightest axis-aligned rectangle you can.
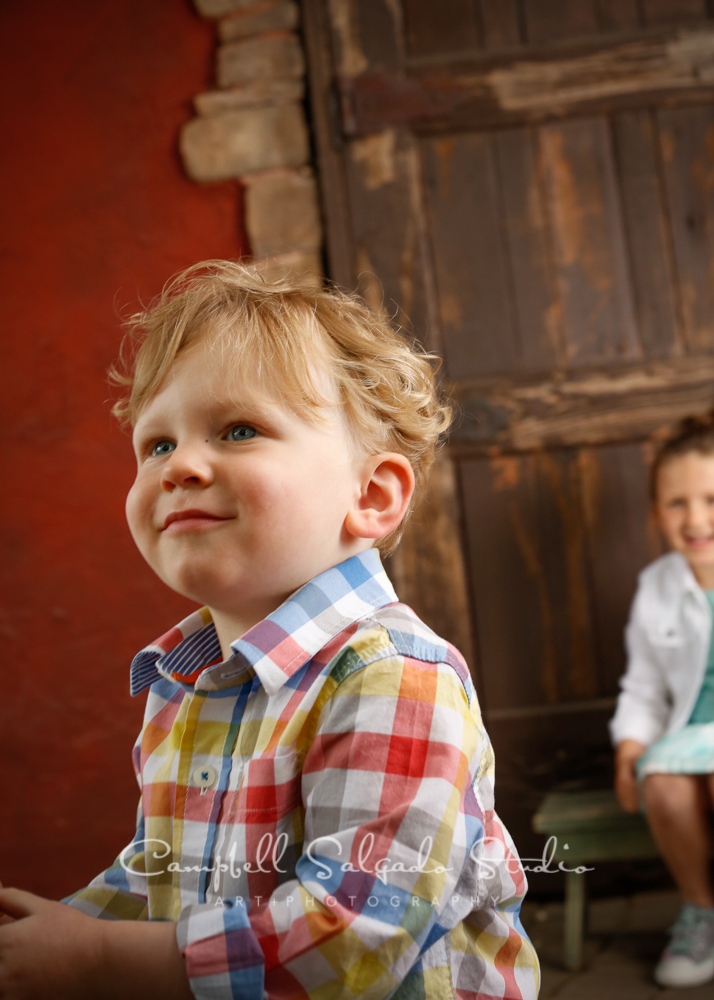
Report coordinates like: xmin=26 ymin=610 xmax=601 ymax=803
xmin=612 ymin=412 xmax=714 ymax=989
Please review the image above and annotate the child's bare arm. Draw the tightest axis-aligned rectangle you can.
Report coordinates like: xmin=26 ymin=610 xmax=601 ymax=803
xmin=614 ymin=738 xmax=646 ymax=814
xmin=0 ymin=888 xmax=193 ymax=1000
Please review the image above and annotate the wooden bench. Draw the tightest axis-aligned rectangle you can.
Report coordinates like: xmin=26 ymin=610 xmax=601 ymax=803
xmin=532 ymin=789 xmax=659 ymax=971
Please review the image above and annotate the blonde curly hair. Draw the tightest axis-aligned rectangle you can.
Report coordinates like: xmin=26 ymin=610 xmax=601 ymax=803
xmin=111 ymin=260 xmax=452 ymax=554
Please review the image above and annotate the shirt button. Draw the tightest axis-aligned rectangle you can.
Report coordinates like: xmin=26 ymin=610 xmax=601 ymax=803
xmin=192 ymin=764 xmax=218 ymax=790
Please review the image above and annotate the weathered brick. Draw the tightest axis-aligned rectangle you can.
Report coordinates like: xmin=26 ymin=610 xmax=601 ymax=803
xmin=194 ymin=78 xmax=303 ymax=116
xmin=194 ymin=0 xmax=257 ymax=17
xmin=253 ymin=250 xmax=322 ymax=287
xmin=217 ymin=35 xmax=304 ymax=88
xmin=219 ymin=1 xmax=299 ymax=41
xmin=180 ymin=104 xmax=309 ymax=181
xmin=245 ymin=170 xmax=322 ymax=257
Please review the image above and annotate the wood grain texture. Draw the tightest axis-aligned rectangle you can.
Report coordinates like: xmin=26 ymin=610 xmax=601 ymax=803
xmin=523 ymin=0 xmax=600 ymax=44
xmin=460 ymin=449 xmax=597 ymax=711
xmin=659 ymin=104 xmax=714 ymax=352
xmin=595 ymin=0 xmax=641 ymax=31
xmin=302 ymin=0 xmax=355 ymax=288
xmin=345 ymin=128 xmax=440 ymax=351
xmin=421 ymin=133 xmax=519 ymax=378
xmin=402 ymin=0 xmax=480 ymax=58
xmin=479 ymin=0 xmax=522 ymax=50
xmin=388 ymin=450 xmax=475 ymax=669
xmin=341 ymin=26 xmax=714 ymax=136
xmin=579 ymin=443 xmax=663 ymax=695
xmin=539 ymin=118 xmax=640 ymax=366
xmin=352 ymin=0 xmax=403 ymax=73
xmin=641 ymin=0 xmax=708 ymax=28
xmin=450 ymin=356 xmax=714 ymax=451
xmin=612 ymin=110 xmax=681 ymax=359
xmin=496 ymin=127 xmax=565 ymax=370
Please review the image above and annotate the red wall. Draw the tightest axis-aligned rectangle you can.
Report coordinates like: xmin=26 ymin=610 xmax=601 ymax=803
xmin=0 ymin=0 xmax=247 ymax=897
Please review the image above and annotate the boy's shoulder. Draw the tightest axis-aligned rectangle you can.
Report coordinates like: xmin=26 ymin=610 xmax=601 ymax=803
xmin=327 ymin=600 xmax=475 ymax=701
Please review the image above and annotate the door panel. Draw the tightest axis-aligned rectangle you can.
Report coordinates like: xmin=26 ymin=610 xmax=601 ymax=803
xmin=305 ymin=0 xmax=714 ymax=857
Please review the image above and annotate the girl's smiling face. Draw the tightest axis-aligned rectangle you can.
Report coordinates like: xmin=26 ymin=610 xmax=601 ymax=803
xmin=655 ymin=451 xmax=714 ymax=587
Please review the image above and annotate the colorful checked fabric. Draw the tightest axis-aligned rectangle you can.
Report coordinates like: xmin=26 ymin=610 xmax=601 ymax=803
xmin=64 ymin=549 xmax=539 ymax=999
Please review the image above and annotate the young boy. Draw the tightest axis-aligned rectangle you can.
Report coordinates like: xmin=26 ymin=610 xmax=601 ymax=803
xmin=0 ymin=262 xmax=539 ymax=999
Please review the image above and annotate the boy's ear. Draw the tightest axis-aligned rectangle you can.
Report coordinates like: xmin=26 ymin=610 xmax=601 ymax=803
xmin=344 ymin=452 xmax=415 ymax=541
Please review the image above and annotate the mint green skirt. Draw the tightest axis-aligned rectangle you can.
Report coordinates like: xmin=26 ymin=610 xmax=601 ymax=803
xmin=636 ymin=722 xmax=714 ymax=779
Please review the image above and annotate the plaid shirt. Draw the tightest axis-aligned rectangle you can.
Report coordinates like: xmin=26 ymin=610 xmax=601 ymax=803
xmin=65 ymin=550 xmax=539 ymax=999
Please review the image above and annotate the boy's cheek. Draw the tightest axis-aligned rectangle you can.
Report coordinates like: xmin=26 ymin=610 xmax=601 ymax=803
xmin=125 ymin=484 xmax=154 ymax=549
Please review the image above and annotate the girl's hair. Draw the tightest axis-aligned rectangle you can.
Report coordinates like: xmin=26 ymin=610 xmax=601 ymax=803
xmin=110 ymin=259 xmax=453 ymax=555
xmin=651 ymin=407 xmax=714 ymax=499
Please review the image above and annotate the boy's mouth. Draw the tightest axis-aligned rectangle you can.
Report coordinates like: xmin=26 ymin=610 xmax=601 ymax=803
xmin=162 ymin=509 xmax=231 ymax=531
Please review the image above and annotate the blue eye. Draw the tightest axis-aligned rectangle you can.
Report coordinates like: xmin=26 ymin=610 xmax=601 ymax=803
xmin=151 ymin=440 xmax=176 ymax=457
xmin=226 ymin=425 xmax=257 ymax=441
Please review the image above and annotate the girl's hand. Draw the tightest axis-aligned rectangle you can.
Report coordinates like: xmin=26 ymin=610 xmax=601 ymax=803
xmin=615 ymin=739 xmax=646 ymax=814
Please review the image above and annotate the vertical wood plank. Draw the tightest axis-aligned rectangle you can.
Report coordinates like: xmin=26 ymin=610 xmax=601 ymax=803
xmin=612 ymin=111 xmax=681 ymax=359
xmin=496 ymin=127 xmax=565 ymax=370
xmin=352 ymin=0 xmax=402 ymax=73
xmin=523 ymin=0 xmax=599 ymax=44
xmin=641 ymin=0 xmax=707 ymax=27
xmin=479 ymin=0 xmax=522 ymax=49
xmin=539 ymin=117 xmax=640 ymax=367
xmin=388 ymin=451 xmax=475 ymax=669
xmin=658 ymin=105 xmax=714 ymax=353
xmin=346 ymin=129 xmax=438 ymax=348
xmin=460 ymin=449 xmax=598 ymax=712
xmin=534 ymin=451 xmax=598 ymax=701
xmin=302 ymin=0 xmax=356 ymax=288
xmin=421 ymin=134 xmax=519 ymax=378
xmin=461 ymin=455 xmax=552 ymax=712
xmin=594 ymin=0 xmax=641 ymax=31
xmin=402 ymin=0 xmax=480 ymax=58
xmin=580 ymin=443 xmax=664 ymax=695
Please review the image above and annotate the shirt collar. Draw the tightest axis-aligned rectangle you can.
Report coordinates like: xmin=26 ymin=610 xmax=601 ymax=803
xmin=130 ymin=549 xmax=398 ymax=697
xmin=666 ymin=551 xmax=703 ymax=596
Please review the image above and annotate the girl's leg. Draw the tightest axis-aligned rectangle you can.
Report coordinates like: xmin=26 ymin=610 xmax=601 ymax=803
xmin=641 ymin=773 xmax=712 ymax=907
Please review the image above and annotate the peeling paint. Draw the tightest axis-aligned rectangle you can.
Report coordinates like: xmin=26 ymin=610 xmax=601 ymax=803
xmin=351 ymin=130 xmax=396 ymax=189
xmin=487 ymin=29 xmax=714 ymax=113
xmin=490 ymin=455 xmax=521 ymax=491
xmin=540 ymin=125 xmax=612 ymax=295
xmin=440 ymin=292 xmax=463 ymax=328
xmin=328 ymin=0 xmax=368 ymax=76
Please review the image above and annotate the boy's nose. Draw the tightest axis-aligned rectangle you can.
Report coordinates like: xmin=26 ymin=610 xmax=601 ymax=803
xmin=160 ymin=443 xmax=214 ymax=491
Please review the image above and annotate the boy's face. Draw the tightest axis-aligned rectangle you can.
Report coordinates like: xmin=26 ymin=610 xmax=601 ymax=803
xmin=126 ymin=338 xmax=369 ymax=628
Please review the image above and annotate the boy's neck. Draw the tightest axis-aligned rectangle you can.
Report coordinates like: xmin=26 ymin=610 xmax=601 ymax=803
xmin=210 ymin=604 xmax=283 ymax=661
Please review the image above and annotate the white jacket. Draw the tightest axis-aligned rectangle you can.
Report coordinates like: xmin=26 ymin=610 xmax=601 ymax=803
xmin=610 ymin=552 xmax=711 ymax=747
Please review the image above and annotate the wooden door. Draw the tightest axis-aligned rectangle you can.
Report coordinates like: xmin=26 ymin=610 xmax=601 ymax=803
xmin=302 ymin=0 xmax=714 ymax=867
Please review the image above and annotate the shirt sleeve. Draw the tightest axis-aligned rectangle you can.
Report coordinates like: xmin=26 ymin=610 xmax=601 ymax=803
xmin=176 ymin=652 xmax=539 ymax=1000
xmin=609 ymin=595 xmax=670 ymax=747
